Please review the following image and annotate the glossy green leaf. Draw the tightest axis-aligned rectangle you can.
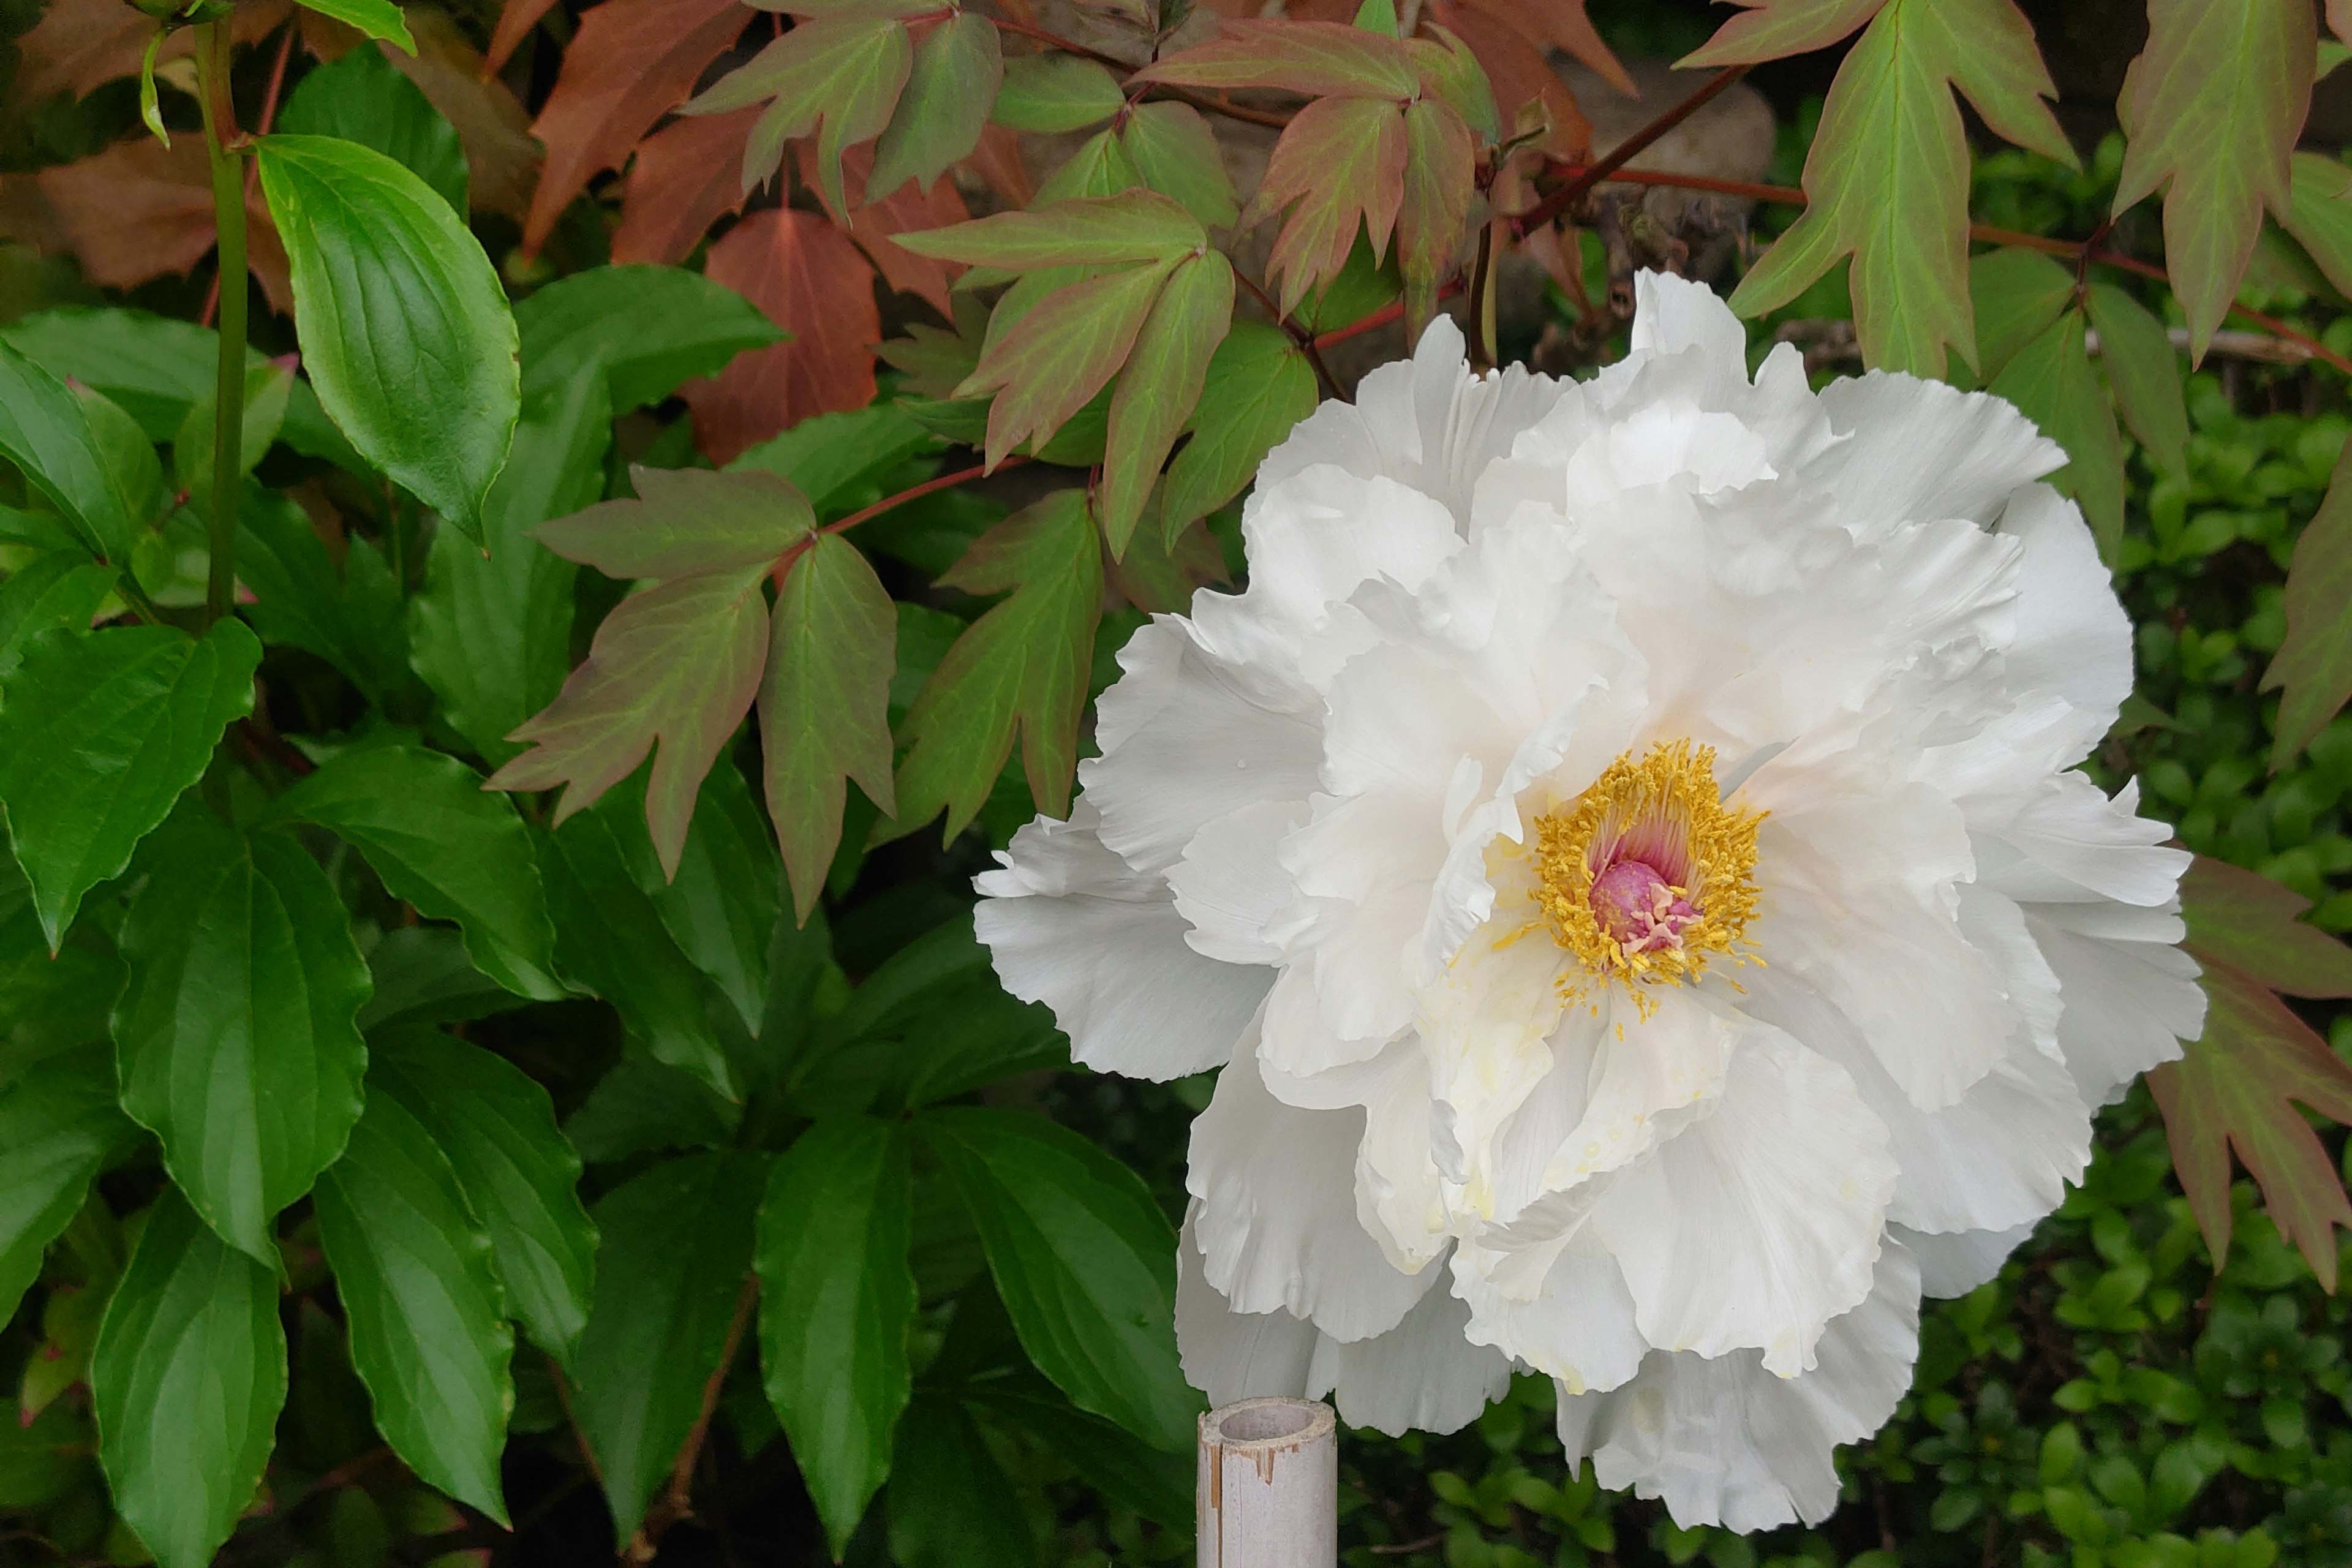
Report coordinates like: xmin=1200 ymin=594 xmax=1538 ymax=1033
xmin=1967 ymin=246 xmax=2074 ymax=380
xmin=886 ymin=1396 xmax=1033 ymax=1568
xmin=237 ymin=484 xmax=410 ymax=699
xmin=2113 ymin=0 xmax=2314 ymax=358
xmin=2263 ymin=430 xmax=2352 ymax=768
xmin=0 ymin=871 xmax=125 ymax=1088
xmin=573 ymin=1149 xmax=765 ymax=1542
xmin=564 ymin=1057 xmax=740 ymax=1165
xmin=276 ymin=744 xmax=564 ymax=1001
xmin=1989 ymin=306 xmax=2125 ymax=559
xmin=1121 ymin=101 xmax=1239 ymax=229
xmin=687 ymin=13 xmax=911 ymax=211
xmin=372 ymin=1029 xmax=597 ymax=1370
xmin=173 ymin=360 xmax=292 ymax=522
xmin=537 ymin=813 xmax=738 ymax=1100
xmin=967 ymin=1376 xmax=1193 ymax=1527
xmin=358 ymin=926 xmax=531 ymax=1033
xmin=919 ymin=1106 xmax=1194 ymax=1451
xmin=0 ymin=337 xmax=132 ymax=560
xmin=292 ymin=0 xmax=416 ymax=51
xmin=255 ymin=134 xmax=519 ymax=542
xmin=869 ymin=11 xmax=999 ymax=198
xmin=1730 ymin=0 xmax=2071 ymax=375
xmin=90 ymin=1189 xmax=286 ymax=1568
xmin=891 ymin=492 xmax=1103 ymax=839
xmin=1163 ymin=322 xmax=1319 ymax=534
xmin=0 ymin=1052 xmax=137 ymax=1326
xmin=764 ymin=534 xmax=897 ymax=919
xmin=514 ymin=265 xmax=782 ymax=415
xmin=315 ymin=1082 xmax=513 ymax=1523
xmin=77 ymin=385 xmax=161 ymax=554
xmin=2085 ymin=283 xmax=2188 ymax=481
xmin=0 ymin=553 xmax=115 ymax=677
xmin=1102 ymin=251 xmax=1233 ymax=556
xmin=0 ymin=619 xmax=259 ymax=948
xmin=756 ymin=1118 xmax=914 ymax=1555
xmin=894 ymin=188 xmax=1205 ymax=270
xmin=278 ymin=40 xmax=467 ymax=214
xmin=991 ymin=53 xmax=1123 ymax=133
xmin=113 ymin=811 xmax=371 ymax=1263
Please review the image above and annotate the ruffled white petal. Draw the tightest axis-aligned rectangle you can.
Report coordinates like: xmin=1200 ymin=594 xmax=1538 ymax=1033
xmin=1812 ymin=372 xmax=2065 ymax=533
xmin=1894 ymin=1220 xmax=2035 ymax=1298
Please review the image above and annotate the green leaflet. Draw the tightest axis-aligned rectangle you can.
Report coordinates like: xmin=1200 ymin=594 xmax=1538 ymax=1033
xmin=514 ymin=265 xmax=783 ymax=413
xmin=600 ymin=764 xmax=781 ymax=1037
xmin=964 ymin=258 xmax=1182 ymax=470
xmin=0 ymin=875 xmax=125 ymax=1089
xmin=537 ymin=466 xmax=813 ymax=579
xmin=0 ymin=1052 xmax=138 ymax=1328
xmin=0 ymin=336 xmax=133 ymax=560
xmin=0 ymin=619 xmax=260 ymax=949
xmin=889 ymin=492 xmax=1104 ymax=840
xmin=1134 ymin=17 xmax=1419 ymax=97
xmin=571 ymin=1150 xmax=766 ymax=1542
xmin=1101 ymin=251 xmax=1234 ymax=556
xmin=113 ymin=811 xmax=371 ymax=1264
xmin=0 ymin=553 xmax=116 ymax=678
xmin=2084 ymin=283 xmax=2189 ymax=481
xmin=730 ymin=402 xmax=943 ymax=521
xmin=237 ymin=484 xmax=412 ymax=701
xmin=315 ymin=1084 xmax=513 ymax=1523
xmin=255 ymin=134 xmax=519 ymax=543
xmin=1682 ymin=0 xmax=1885 ymax=66
xmin=764 ymin=534 xmax=899 ymax=918
xmin=277 ymin=41 xmax=469 ymax=214
xmin=2279 ymin=150 xmax=2352 ymax=301
xmin=1967 ymin=246 xmax=2074 ymax=381
xmin=173 ymin=361 xmax=291 ymax=526
xmin=291 ymin=0 xmax=415 ymax=51
xmin=358 ymin=927 xmax=531 ymax=1033
xmin=1730 ymin=0 xmax=2071 ymax=377
xmin=868 ymin=10 xmax=999 ymax=198
xmin=894 ymin=188 xmax=1206 ymax=270
xmin=965 ymin=1376 xmax=1193 ymax=1528
xmin=1121 ymin=102 xmax=1238 ymax=229
xmin=756 ymin=1118 xmax=915 ymax=1555
xmin=1989 ymin=307 xmax=2125 ymax=560
xmin=274 ymin=744 xmax=565 ymax=1001
xmin=91 ymin=1189 xmax=286 ymax=1568
xmin=687 ymin=12 xmax=911 ymax=210
xmin=372 ymin=1029 xmax=597 ymax=1371
xmin=78 ymin=385 xmax=160 ymax=558
xmin=991 ymin=53 xmax=1124 ymax=133
xmin=2261 ymin=431 xmax=2352 ymax=767
xmin=886 ymin=1395 xmax=1034 ymax=1568
xmin=1163 ymin=321 xmax=1321 ymax=534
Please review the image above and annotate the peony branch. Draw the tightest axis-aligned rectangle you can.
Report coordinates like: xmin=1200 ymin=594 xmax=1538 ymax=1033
xmin=194 ymin=19 xmax=245 ymax=630
xmin=628 ymin=1274 xmax=759 ymax=1561
xmin=1510 ymin=66 xmax=1752 ymax=239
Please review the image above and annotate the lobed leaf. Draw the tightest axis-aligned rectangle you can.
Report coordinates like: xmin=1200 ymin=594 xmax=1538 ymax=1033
xmin=314 ymin=1084 xmax=514 ymax=1523
xmin=1406 ymin=26 xmax=1502 ymax=144
xmin=0 ymin=620 xmax=258 ymax=949
xmin=1101 ymin=251 xmax=1234 ymax=556
xmin=962 ymin=258 xmax=1181 ymax=470
xmin=2279 ymin=150 xmax=2352 ymax=301
xmin=755 ymin=1118 xmax=915 ymax=1555
xmin=894 ymin=187 xmax=1205 ymax=269
xmin=2084 ymin=282 xmax=2188 ymax=481
xmin=113 ymin=812 xmax=371 ymax=1264
xmin=537 ymin=467 xmax=813 ymax=580
xmin=1249 ymin=95 xmax=1406 ymax=314
xmin=1967 ymin=245 xmax=2073 ymax=380
xmin=2112 ymin=0 xmax=2315 ymax=358
xmin=1121 ymin=102 xmax=1239 ymax=230
xmin=2263 ymin=429 xmax=2352 ymax=769
xmin=868 ymin=11 xmax=1000 ymax=200
xmin=1397 ymin=97 xmax=1477 ymax=338
xmin=1163 ymin=322 xmax=1321 ymax=532
xmin=1988 ymin=306 xmax=2125 ymax=559
xmin=687 ymin=13 xmax=910 ymax=211
xmin=1681 ymin=0 xmax=1885 ymax=66
xmin=1134 ymin=17 xmax=1417 ymax=97
xmin=2181 ymin=854 xmax=2352 ymax=998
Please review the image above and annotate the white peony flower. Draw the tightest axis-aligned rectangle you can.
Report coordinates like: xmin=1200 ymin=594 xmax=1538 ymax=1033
xmin=974 ymin=273 xmax=2207 ymax=1532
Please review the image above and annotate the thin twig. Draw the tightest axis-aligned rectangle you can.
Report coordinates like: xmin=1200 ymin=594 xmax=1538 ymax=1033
xmin=194 ymin=20 xmax=245 ymax=631
xmin=1234 ymin=266 xmax=1343 ymax=398
xmin=629 ymin=1276 xmax=759 ymax=1560
xmin=1512 ymin=65 xmax=1751 ymax=236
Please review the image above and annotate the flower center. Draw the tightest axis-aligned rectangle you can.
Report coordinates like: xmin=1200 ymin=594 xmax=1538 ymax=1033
xmin=1530 ymin=739 xmax=1764 ymax=1006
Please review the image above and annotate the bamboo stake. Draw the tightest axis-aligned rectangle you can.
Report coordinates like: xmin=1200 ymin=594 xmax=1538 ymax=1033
xmin=1197 ymin=1398 xmax=1337 ymax=1567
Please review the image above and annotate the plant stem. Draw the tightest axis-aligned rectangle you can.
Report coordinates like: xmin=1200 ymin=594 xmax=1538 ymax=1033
xmin=1510 ymin=66 xmax=1751 ymax=238
xmin=195 ymin=20 xmax=246 ymax=631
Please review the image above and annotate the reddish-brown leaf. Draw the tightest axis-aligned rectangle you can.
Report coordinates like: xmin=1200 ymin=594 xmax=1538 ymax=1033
xmin=834 ymin=149 xmax=968 ymax=314
xmin=1248 ymin=95 xmax=1407 ymax=314
xmin=1397 ymin=97 xmax=1476 ymax=336
xmin=36 ymin=137 xmax=292 ymax=313
xmin=521 ymin=0 xmax=750 ymax=257
xmin=1426 ymin=0 xmax=1591 ymax=160
xmin=1135 ymin=18 xmax=1417 ymax=97
xmin=15 ymin=0 xmax=287 ymax=104
xmin=611 ymin=108 xmax=758 ymax=265
xmin=680 ymin=209 xmax=880 ymax=464
xmin=2181 ymin=854 xmax=2352 ymax=1000
xmin=486 ymin=0 xmax=562 ymax=74
xmin=959 ymin=122 xmax=1033 ymax=209
xmin=1483 ymin=0 xmax=1636 ymax=97
xmin=2334 ymin=0 xmax=2352 ymax=46
xmin=2150 ymin=956 xmax=2352 ymax=1287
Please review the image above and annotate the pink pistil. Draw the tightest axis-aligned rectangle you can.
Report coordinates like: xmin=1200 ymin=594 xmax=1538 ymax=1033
xmin=1589 ymin=859 xmax=1699 ymax=954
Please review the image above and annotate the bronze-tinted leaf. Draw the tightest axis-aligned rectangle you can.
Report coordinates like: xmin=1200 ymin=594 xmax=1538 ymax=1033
xmin=1134 ymin=17 xmax=1416 ymax=97
xmin=1248 ymin=95 xmax=1406 ymax=314
xmin=2262 ymin=429 xmax=2352 ymax=769
xmin=611 ymin=109 xmax=759 ymax=267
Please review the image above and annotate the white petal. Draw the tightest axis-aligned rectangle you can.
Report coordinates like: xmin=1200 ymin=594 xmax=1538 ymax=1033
xmin=1537 ymin=988 xmax=1736 ymax=1194
xmin=1168 ymin=801 xmax=1309 ymax=965
xmin=1229 ymin=467 xmax=1463 ymax=647
xmin=1812 ymin=371 xmax=2065 ymax=535
xmin=1586 ymin=1023 xmax=1895 ymax=1375
xmin=973 ymin=804 xmax=1270 ymax=1079
xmin=1556 ymin=1243 xmax=1921 ymax=1532
xmin=1893 ymin=1220 xmax=2035 ymax=1298
xmin=1997 ymin=484 xmax=2133 ymax=727
xmin=2024 ymin=900 xmax=2204 ymax=1109
xmin=1628 ymin=271 xmax=1754 ymax=409
xmin=1175 ymin=1208 xmax=1319 ymax=1404
xmin=1452 ymin=1227 xmax=1646 ymax=1395
xmin=1982 ymin=773 xmax=2190 ymax=908
xmin=1417 ymin=915 xmax=1569 ymax=1197
xmin=1188 ymin=1044 xmax=1439 ymax=1343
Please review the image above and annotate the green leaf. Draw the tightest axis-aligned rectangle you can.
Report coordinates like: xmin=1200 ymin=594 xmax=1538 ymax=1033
xmin=358 ymin=926 xmax=530 ymax=1033
xmin=0 ymin=874 xmax=125 ymax=1088
xmin=371 ymin=1029 xmax=597 ymax=1371
xmin=1102 ymin=251 xmax=1233 ymax=556
xmin=1966 ymin=244 xmax=2073 ymax=381
xmin=1730 ymin=0 xmax=2071 ymax=375
xmin=891 ymin=492 xmax=1103 ymax=839
xmin=0 ymin=552 xmax=116 ymax=677
xmin=564 ymin=1057 xmax=739 ymax=1165
xmin=886 ymin=1396 xmax=1035 ymax=1568
xmin=966 ymin=1376 xmax=1193 ymax=1527
xmin=115 ymin=810 xmax=371 ymax=1263
xmin=756 ymin=1118 xmax=914 ymax=1555
xmin=686 ymin=14 xmax=911 ymax=212
xmin=869 ymin=12 xmax=1000 ymax=198
xmin=255 ymin=134 xmax=519 ymax=543
xmin=572 ymin=1150 xmax=765 ymax=1542
xmin=537 ymin=813 xmax=739 ymax=1101
xmin=963 ymin=258 xmax=1180 ymax=470
xmin=2084 ymin=283 xmax=2188 ymax=481
xmin=409 ymin=374 xmax=603 ymax=766
xmin=0 ymin=1052 xmax=137 ymax=1327
xmin=0 ymin=337 xmax=133 ymax=560
xmin=78 ymin=385 xmax=161 ymax=555
xmin=764 ymin=534 xmax=897 ymax=919
xmin=291 ymin=0 xmax=416 ymax=52
xmin=514 ymin=265 xmax=783 ymax=415
xmin=1135 ymin=17 xmax=1417 ymax=97
xmin=894 ymin=188 xmax=1206 ymax=270
xmin=991 ymin=53 xmax=1124 ymax=133
xmin=1682 ymin=0 xmax=1884 ymax=66
xmin=1397 ymin=97 xmax=1476 ymax=337
xmin=536 ymin=466 xmax=813 ymax=579
xmin=0 ymin=619 xmax=259 ymax=948
xmin=2180 ymin=855 xmax=2352 ymax=999
xmin=730 ymin=402 xmax=943 ymax=519
xmin=1354 ymin=0 xmax=1399 ymax=36
xmin=1406 ymin=28 xmax=1501 ymax=144
xmin=1122 ymin=102 xmax=1240 ymax=229
xmin=2280 ymin=151 xmax=2352 ymax=300
xmin=238 ymin=484 xmax=411 ymax=699
xmin=919 ymin=1106 xmax=1194 ymax=1451
xmin=605 ymin=764 xmax=779 ymax=1037
xmin=1246 ymin=95 xmax=1406 ymax=315
xmin=276 ymin=745 xmax=564 ymax=1001
xmin=1988 ymin=307 xmax=2125 ymax=559
xmin=278 ymin=41 xmax=468 ymax=214
xmin=2264 ymin=429 xmax=2352 ymax=768
xmin=1162 ymin=322 xmax=1320 ymax=532
xmin=1033 ymin=125 xmax=1146 ymax=205
xmin=173 ymin=359 xmax=292 ymax=522
xmin=2113 ymin=0 xmax=2315 ymax=358
xmin=315 ymin=1081 xmax=513 ymax=1523
xmin=90 ymin=1188 xmax=287 ymax=1568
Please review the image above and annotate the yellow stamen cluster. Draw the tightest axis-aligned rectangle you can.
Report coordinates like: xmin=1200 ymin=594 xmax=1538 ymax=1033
xmin=1530 ymin=739 xmax=1764 ymax=1009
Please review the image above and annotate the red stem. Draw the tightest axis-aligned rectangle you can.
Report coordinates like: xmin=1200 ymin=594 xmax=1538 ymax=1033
xmin=769 ymin=457 xmax=1030 ymax=587
xmin=1511 ymin=67 xmax=1751 ymax=237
